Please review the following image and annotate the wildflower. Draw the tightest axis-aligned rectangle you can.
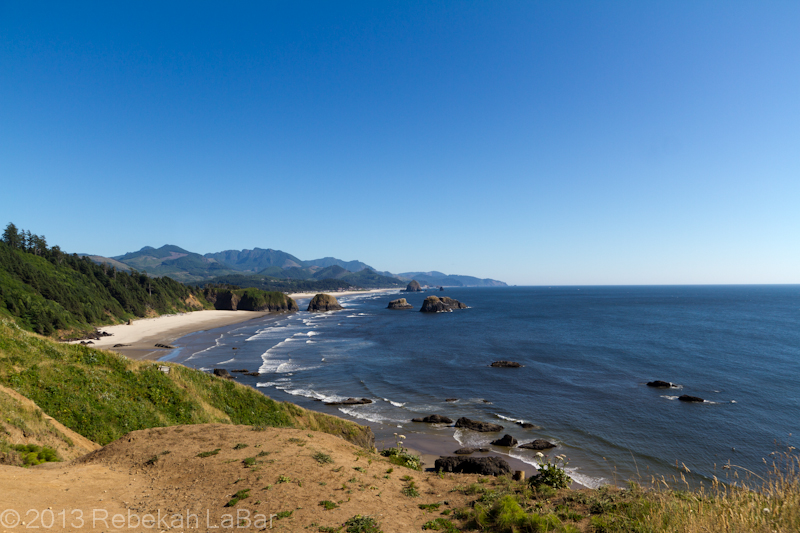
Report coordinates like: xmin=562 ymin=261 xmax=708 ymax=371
xmin=399 ymin=435 xmax=406 ymax=440
xmin=535 ymin=452 xmax=544 ymax=458
xmin=763 ymin=508 xmax=771 ymax=514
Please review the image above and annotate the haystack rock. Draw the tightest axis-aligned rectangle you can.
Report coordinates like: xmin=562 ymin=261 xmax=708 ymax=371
xmin=387 ymin=298 xmax=414 ymax=310
xmin=420 ymin=296 xmax=468 ymax=313
xmin=307 ymin=293 xmax=344 ymax=312
xmin=405 ymin=280 xmax=422 ymax=292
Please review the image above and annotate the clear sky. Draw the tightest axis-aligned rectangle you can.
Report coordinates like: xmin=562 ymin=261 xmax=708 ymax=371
xmin=2 ymin=2 xmax=798 ymax=285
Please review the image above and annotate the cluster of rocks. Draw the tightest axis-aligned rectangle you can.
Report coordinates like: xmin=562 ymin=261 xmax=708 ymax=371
xmin=411 ymin=414 xmax=453 ymax=424
xmin=307 ymin=293 xmax=344 ymax=312
xmin=387 ymin=298 xmax=414 ymax=310
xmin=434 ymin=456 xmax=511 ymax=476
xmin=420 ymin=296 xmax=468 ymax=313
xmin=647 ymin=379 xmax=705 ymax=402
xmin=155 ymin=343 xmax=175 ymax=349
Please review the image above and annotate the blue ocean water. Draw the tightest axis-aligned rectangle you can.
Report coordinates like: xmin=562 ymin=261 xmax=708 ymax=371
xmin=165 ymin=286 xmax=800 ymax=487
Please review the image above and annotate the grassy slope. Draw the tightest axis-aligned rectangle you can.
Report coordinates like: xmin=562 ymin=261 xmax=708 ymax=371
xmin=0 ymin=318 xmax=373 ymax=449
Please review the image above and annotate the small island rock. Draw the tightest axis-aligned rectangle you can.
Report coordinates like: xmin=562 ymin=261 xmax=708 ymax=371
xmin=420 ymin=296 xmax=468 ymax=313
xmin=490 ymin=361 xmax=522 ymax=368
xmin=490 ymin=434 xmax=518 ymax=447
xmin=647 ymin=380 xmax=676 ymax=388
xmin=324 ymin=397 xmax=373 ymax=406
xmin=678 ymin=395 xmax=704 ymax=403
xmin=411 ymin=414 xmax=453 ymax=424
xmin=454 ymin=417 xmax=504 ymax=432
xmin=387 ymin=298 xmax=414 ymax=310
xmin=307 ymin=293 xmax=344 ymax=312
xmin=213 ymin=369 xmax=233 ymax=380
xmin=405 ymin=280 xmax=422 ymax=292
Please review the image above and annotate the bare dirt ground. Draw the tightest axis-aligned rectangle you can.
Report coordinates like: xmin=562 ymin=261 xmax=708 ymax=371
xmin=0 ymin=424 xmax=487 ymax=532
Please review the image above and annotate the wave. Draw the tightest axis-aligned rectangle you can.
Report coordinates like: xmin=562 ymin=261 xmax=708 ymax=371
xmin=337 ymin=406 xmax=402 ymax=424
xmin=189 ymin=333 xmax=226 ymax=358
xmin=382 ymin=398 xmax=407 ymax=408
xmin=216 ymin=358 xmax=236 ymax=365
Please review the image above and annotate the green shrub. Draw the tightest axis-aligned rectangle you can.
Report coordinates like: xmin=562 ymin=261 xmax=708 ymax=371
xmin=11 ymin=444 xmax=60 ymax=466
xmin=319 ymin=500 xmax=338 ymax=510
xmin=529 ymin=455 xmax=572 ymax=489
xmin=197 ymin=448 xmax=220 ymax=458
xmin=379 ymin=446 xmax=421 ymax=471
xmin=313 ymin=451 xmax=333 ymax=464
xmin=225 ymin=489 xmax=250 ymax=507
xmin=421 ymin=517 xmax=459 ymax=532
xmin=343 ymin=515 xmax=382 ymax=533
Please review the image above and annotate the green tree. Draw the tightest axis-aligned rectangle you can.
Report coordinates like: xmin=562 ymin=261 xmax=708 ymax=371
xmin=2 ymin=222 xmax=20 ymax=248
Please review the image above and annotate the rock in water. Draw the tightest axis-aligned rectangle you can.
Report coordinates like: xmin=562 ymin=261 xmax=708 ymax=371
xmin=212 ymin=369 xmax=233 ymax=380
xmin=307 ymin=293 xmax=344 ymax=312
xmin=454 ymin=417 xmax=504 ymax=432
xmin=519 ymin=439 xmax=556 ymax=450
xmin=434 ymin=456 xmax=511 ymax=476
xmin=647 ymin=380 xmax=676 ymax=388
xmin=420 ymin=296 xmax=468 ymax=313
xmin=323 ymin=398 xmax=373 ymax=406
xmin=490 ymin=434 xmax=518 ymax=447
xmin=387 ymin=298 xmax=414 ymax=310
xmin=411 ymin=414 xmax=454 ymax=424
xmin=405 ymin=280 xmax=422 ymax=292
xmin=678 ymin=395 xmax=704 ymax=403
xmin=490 ymin=361 xmax=522 ymax=368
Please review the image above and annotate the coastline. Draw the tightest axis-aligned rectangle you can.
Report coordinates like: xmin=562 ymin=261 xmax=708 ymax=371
xmin=84 ymin=289 xmax=397 ymax=360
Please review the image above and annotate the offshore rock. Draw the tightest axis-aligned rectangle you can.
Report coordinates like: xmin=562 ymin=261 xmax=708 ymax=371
xmin=307 ymin=293 xmax=344 ymax=312
xmin=434 ymin=456 xmax=511 ymax=476
xmin=454 ymin=417 xmax=504 ymax=432
xmin=647 ymin=380 xmax=677 ymax=388
xmin=519 ymin=439 xmax=556 ymax=450
xmin=212 ymin=369 xmax=233 ymax=380
xmin=387 ymin=298 xmax=414 ymax=310
xmin=490 ymin=361 xmax=522 ymax=368
xmin=490 ymin=434 xmax=518 ymax=447
xmin=420 ymin=296 xmax=468 ymax=313
xmin=679 ymin=395 xmax=704 ymax=403
xmin=405 ymin=280 xmax=422 ymax=292
xmin=324 ymin=397 xmax=372 ymax=406
xmin=411 ymin=414 xmax=453 ymax=424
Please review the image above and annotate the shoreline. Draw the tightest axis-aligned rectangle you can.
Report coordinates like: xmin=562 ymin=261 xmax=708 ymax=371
xmin=83 ymin=289 xmax=397 ymax=360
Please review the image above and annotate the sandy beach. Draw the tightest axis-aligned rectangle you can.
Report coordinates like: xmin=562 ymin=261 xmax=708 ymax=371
xmin=84 ymin=289 xmax=397 ymax=360
xmin=86 ymin=310 xmax=272 ymax=359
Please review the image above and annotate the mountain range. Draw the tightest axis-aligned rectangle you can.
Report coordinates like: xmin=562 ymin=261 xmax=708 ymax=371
xmin=85 ymin=245 xmax=506 ymax=288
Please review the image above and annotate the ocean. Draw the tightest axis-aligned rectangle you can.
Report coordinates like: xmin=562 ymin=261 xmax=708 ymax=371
xmin=162 ymin=285 xmax=800 ymax=488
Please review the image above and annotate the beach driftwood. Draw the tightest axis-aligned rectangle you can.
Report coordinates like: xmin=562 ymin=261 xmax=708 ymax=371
xmin=434 ymin=456 xmax=511 ymax=476
xmin=454 ymin=417 xmax=504 ymax=432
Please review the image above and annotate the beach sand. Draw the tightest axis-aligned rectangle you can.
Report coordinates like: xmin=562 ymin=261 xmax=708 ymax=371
xmin=84 ymin=310 xmax=272 ymax=360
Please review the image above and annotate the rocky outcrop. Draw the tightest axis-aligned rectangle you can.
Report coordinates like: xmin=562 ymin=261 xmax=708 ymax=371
xmin=454 ymin=447 xmax=489 ymax=455
xmin=454 ymin=417 xmax=504 ymax=432
xmin=519 ymin=439 xmax=556 ymax=450
xmin=213 ymin=369 xmax=233 ymax=379
xmin=387 ymin=298 xmax=414 ymax=310
xmin=411 ymin=414 xmax=453 ymax=424
xmin=307 ymin=293 xmax=344 ymax=312
xmin=204 ymin=288 xmax=298 ymax=311
xmin=420 ymin=296 xmax=468 ymax=313
xmin=323 ymin=398 xmax=372 ymax=406
xmin=445 ymin=398 xmax=458 ymax=402
xmin=490 ymin=434 xmax=518 ymax=447
xmin=490 ymin=361 xmax=522 ymax=368
xmin=516 ymin=422 xmax=538 ymax=429
xmin=434 ymin=456 xmax=511 ymax=476
xmin=678 ymin=395 xmax=704 ymax=403
xmin=647 ymin=380 xmax=677 ymax=388
xmin=405 ymin=280 xmax=422 ymax=292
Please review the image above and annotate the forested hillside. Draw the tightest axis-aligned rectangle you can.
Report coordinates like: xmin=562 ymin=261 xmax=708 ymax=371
xmin=0 ymin=223 xmax=208 ymax=338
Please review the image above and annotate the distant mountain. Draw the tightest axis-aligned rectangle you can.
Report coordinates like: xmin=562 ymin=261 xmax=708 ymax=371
xmin=204 ymin=248 xmax=304 ymax=271
xmin=311 ymin=265 xmax=349 ymax=280
xmin=302 ymin=257 xmax=372 ymax=272
xmin=400 ymin=271 xmax=507 ymax=287
xmin=111 ymin=245 xmax=235 ymax=282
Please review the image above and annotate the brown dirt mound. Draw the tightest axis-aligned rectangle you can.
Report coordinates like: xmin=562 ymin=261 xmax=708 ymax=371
xmin=1 ymin=424 xmax=489 ymax=532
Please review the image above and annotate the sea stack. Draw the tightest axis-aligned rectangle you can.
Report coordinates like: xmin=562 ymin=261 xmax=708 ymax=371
xmin=420 ymin=296 xmax=468 ymax=313
xmin=307 ymin=293 xmax=344 ymax=312
xmin=387 ymin=298 xmax=414 ymax=310
xmin=405 ymin=280 xmax=422 ymax=292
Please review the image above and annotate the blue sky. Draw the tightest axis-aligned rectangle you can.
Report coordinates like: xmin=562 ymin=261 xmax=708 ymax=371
xmin=1 ymin=1 xmax=798 ymax=285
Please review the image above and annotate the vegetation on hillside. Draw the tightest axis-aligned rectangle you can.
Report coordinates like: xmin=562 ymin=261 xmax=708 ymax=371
xmin=0 ymin=222 xmax=209 ymax=338
xmin=203 ymin=285 xmax=299 ymax=311
xmin=195 ymin=274 xmax=353 ymax=293
xmin=0 ymin=318 xmax=374 ymax=448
